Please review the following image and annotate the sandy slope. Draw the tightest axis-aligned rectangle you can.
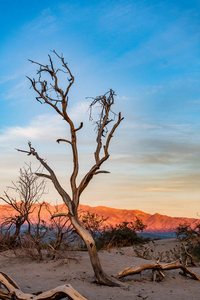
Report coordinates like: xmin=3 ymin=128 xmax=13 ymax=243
xmin=0 ymin=239 xmax=199 ymax=300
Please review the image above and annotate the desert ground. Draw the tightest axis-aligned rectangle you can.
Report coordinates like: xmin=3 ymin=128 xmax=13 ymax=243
xmin=0 ymin=238 xmax=199 ymax=300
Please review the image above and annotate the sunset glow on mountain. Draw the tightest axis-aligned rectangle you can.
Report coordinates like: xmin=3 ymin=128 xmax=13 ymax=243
xmin=1 ymin=202 xmax=199 ymax=233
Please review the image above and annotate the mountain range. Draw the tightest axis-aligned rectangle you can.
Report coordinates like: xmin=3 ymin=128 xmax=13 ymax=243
xmin=0 ymin=202 xmax=199 ymax=233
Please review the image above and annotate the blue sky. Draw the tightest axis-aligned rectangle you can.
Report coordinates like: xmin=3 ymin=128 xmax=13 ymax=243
xmin=1 ymin=0 xmax=200 ymax=218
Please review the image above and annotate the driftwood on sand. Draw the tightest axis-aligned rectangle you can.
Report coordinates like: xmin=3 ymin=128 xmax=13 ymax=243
xmin=117 ymin=259 xmax=200 ymax=281
xmin=0 ymin=271 xmax=88 ymax=300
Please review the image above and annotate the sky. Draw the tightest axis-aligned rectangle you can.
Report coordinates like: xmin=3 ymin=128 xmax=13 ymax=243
xmin=0 ymin=0 xmax=200 ymax=218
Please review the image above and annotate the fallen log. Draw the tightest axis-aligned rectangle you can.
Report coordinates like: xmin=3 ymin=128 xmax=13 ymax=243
xmin=0 ymin=271 xmax=88 ymax=300
xmin=117 ymin=259 xmax=200 ymax=281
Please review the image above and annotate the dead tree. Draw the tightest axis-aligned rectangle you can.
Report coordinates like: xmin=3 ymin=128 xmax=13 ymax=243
xmin=0 ymin=271 xmax=87 ymax=300
xmin=117 ymin=259 xmax=200 ymax=281
xmin=181 ymin=242 xmax=198 ymax=267
xmin=45 ymin=203 xmax=74 ymax=250
xmin=23 ymin=202 xmax=48 ymax=261
xmin=0 ymin=165 xmax=46 ymax=246
xmin=17 ymin=51 xmax=123 ymax=286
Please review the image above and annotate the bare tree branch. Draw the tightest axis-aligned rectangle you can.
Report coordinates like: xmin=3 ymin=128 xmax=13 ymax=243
xmin=181 ymin=242 xmax=198 ymax=267
xmin=77 ymin=94 xmax=124 ymax=199
xmin=35 ymin=173 xmax=52 ymax=180
xmin=94 ymin=171 xmax=110 ymax=175
xmin=51 ymin=213 xmax=69 ymax=219
xmin=0 ymin=272 xmax=87 ymax=300
xmin=16 ymin=52 xmax=124 ymax=286
xmin=75 ymin=122 xmax=83 ymax=132
xmin=57 ymin=138 xmax=72 ymax=145
xmin=17 ymin=142 xmax=73 ymax=213
xmin=0 ymin=164 xmax=46 ymax=245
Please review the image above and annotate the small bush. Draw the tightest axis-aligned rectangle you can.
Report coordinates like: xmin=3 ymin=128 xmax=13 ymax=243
xmin=96 ymin=221 xmax=148 ymax=250
xmin=175 ymin=222 xmax=200 ymax=262
xmin=81 ymin=212 xmax=148 ymax=250
xmin=81 ymin=212 xmax=108 ymax=240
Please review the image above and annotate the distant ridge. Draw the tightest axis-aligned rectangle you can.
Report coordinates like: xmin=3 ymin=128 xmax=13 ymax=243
xmin=0 ymin=202 xmax=199 ymax=233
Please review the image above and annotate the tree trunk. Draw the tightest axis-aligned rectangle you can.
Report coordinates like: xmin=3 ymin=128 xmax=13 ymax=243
xmin=69 ymin=214 xmax=120 ymax=286
xmin=9 ymin=222 xmax=22 ymax=246
xmin=11 ymin=226 xmax=20 ymax=243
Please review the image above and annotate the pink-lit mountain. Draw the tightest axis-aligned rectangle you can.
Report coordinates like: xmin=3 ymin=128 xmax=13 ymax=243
xmin=0 ymin=202 xmax=199 ymax=233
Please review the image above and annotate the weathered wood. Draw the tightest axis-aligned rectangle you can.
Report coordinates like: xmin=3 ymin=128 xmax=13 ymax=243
xmin=117 ymin=260 xmax=200 ymax=281
xmin=0 ymin=272 xmax=87 ymax=300
xmin=142 ymin=246 xmax=150 ymax=259
xmin=17 ymin=52 xmax=124 ymax=287
xmin=181 ymin=242 xmax=198 ymax=267
xmin=69 ymin=214 xmax=121 ymax=287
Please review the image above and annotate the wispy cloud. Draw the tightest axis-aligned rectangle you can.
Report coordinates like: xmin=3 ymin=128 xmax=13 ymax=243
xmin=110 ymin=4 xmax=200 ymax=70
xmin=0 ymin=114 xmax=63 ymax=145
xmin=0 ymin=74 xmax=19 ymax=84
xmin=24 ymin=8 xmax=58 ymax=34
xmin=0 ymin=100 xmax=93 ymax=146
xmin=3 ymin=79 xmax=28 ymax=101
xmin=100 ymin=1 xmax=157 ymax=34
xmin=143 ymin=187 xmax=176 ymax=192
xmin=68 ymin=101 xmax=91 ymax=123
xmin=116 ymin=95 xmax=130 ymax=101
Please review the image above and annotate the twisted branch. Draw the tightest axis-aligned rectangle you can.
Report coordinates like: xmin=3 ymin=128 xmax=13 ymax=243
xmin=0 ymin=272 xmax=87 ymax=300
xmin=76 ymin=108 xmax=123 ymax=199
xmin=16 ymin=142 xmax=73 ymax=213
xmin=117 ymin=259 xmax=200 ymax=281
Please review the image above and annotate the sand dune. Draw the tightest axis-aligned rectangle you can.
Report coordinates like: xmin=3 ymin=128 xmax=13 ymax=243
xmin=0 ymin=238 xmax=199 ymax=300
